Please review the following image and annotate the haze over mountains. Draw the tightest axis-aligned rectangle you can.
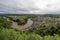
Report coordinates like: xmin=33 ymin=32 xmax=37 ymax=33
xmin=0 ymin=0 xmax=60 ymax=14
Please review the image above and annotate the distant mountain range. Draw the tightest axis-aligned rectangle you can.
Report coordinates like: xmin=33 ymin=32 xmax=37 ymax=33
xmin=0 ymin=14 xmax=60 ymax=16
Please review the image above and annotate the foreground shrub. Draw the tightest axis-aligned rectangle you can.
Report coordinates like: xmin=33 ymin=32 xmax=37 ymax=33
xmin=0 ymin=28 xmax=60 ymax=40
xmin=0 ymin=28 xmax=42 ymax=40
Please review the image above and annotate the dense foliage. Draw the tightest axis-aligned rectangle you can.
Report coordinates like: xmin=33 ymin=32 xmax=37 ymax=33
xmin=0 ymin=28 xmax=60 ymax=40
xmin=0 ymin=17 xmax=12 ymax=28
xmin=28 ymin=23 xmax=60 ymax=36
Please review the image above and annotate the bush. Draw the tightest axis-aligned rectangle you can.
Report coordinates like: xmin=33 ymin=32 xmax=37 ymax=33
xmin=0 ymin=28 xmax=42 ymax=40
xmin=0 ymin=28 xmax=60 ymax=40
xmin=0 ymin=18 xmax=12 ymax=28
xmin=32 ymin=23 xmax=59 ymax=36
xmin=16 ymin=19 xmax=27 ymax=25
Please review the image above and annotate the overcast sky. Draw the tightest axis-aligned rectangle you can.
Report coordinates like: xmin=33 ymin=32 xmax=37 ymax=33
xmin=0 ymin=0 xmax=60 ymax=14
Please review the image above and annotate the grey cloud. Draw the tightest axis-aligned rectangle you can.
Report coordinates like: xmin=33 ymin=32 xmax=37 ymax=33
xmin=0 ymin=0 xmax=60 ymax=14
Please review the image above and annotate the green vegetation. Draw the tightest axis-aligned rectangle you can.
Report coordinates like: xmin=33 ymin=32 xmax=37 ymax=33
xmin=32 ymin=23 xmax=58 ymax=36
xmin=16 ymin=16 xmax=36 ymax=25
xmin=16 ymin=16 xmax=28 ymax=25
xmin=0 ymin=28 xmax=60 ymax=40
xmin=8 ymin=16 xmax=36 ymax=25
xmin=0 ymin=16 xmax=60 ymax=40
xmin=0 ymin=17 xmax=12 ymax=28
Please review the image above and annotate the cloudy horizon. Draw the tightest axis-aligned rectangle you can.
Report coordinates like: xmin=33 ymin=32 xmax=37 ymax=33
xmin=0 ymin=0 xmax=60 ymax=14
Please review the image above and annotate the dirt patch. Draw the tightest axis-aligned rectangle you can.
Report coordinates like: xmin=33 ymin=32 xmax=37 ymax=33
xmin=12 ymin=19 xmax=33 ymax=31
